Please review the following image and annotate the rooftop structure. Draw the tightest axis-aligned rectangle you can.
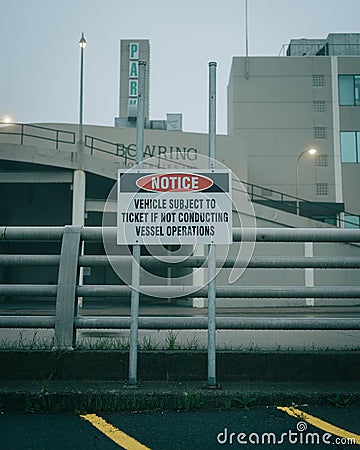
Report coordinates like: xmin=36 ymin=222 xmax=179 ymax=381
xmin=286 ymin=33 xmax=360 ymax=56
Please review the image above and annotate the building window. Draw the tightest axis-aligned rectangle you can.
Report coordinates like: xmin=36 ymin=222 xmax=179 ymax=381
xmin=313 ymin=101 xmax=325 ymax=112
xmin=313 ymin=75 xmax=325 ymax=87
xmin=316 ymin=154 xmax=328 ymax=167
xmin=340 ymin=131 xmax=360 ymax=162
xmin=314 ymin=127 xmax=326 ymax=139
xmin=344 ymin=214 xmax=360 ymax=229
xmin=316 ymin=183 xmax=328 ymax=196
xmin=338 ymin=75 xmax=360 ymax=106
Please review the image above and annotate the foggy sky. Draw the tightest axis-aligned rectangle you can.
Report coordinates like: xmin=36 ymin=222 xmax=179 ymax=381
xmin=1 ymin=0 xmax=359 ymax=134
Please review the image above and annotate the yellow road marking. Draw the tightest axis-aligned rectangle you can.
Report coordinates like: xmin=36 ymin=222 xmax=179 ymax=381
xmin=277 ymin=406 xmax=360 ymax=445
xmin=81 ymin=413 xmax=151 ymax=450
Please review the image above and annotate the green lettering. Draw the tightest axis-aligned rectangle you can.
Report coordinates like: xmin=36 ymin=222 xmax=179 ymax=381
xmin=129 ymin=80 xmax=138 ymax=96
xmin=129 ymin=43 xmax=139 ymax=59
xmin=129 ymin=61 xmax=138 ymax=78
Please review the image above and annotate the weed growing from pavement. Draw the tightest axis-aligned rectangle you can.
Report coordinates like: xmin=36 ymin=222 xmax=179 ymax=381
xmin=184 ymin=336 xmax=201 ymax=350
xmin=0 ymin=331 xmax=54 ymax=350
xmin=165 ymin=330 xmax=179 ymax=350
xmin=140 ymin=335 xmax=160 ymax=351
xmin=24 ymin=395 xmax=41 ymax=414
xmin=175 ymin=392 xmax=202 ymax=410
xmin=327 ymin=394 xmax=351 ymax=407
xmin=223 ymin=398 xmax=233 ymax=409
xmin=77 ymin=337 xmax=130 ymax=351
xmin=222 ymin=395 xmax=258 ymax=410
xmin=233 ymin=394 xmax=257 ymax=410
xmin=1 ymin=330 xmax=360 ymax=352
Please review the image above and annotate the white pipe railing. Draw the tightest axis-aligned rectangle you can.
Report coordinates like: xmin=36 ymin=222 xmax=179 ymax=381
xmin=1 ymin=225 xmax=360 ymax=385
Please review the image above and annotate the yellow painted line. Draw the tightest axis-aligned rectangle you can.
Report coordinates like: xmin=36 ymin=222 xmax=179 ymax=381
xmin=277 ymin=406 xmax=360 ymax=445
xmin=81 ymin=413 xmax=151 ymax=450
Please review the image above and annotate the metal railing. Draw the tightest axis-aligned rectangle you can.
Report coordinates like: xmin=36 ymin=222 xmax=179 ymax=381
xmin=0 ymin=123 xmax=76 ymax=149
xmin=235 ymin=180 xmax=360 ymax=229
xmin=84 ymin=135 xmax=136 ymax=164
xmin=1 ymin=225 xmax=360 ymax=384
xmin=1 ymin=226 xmax=360 ymax=331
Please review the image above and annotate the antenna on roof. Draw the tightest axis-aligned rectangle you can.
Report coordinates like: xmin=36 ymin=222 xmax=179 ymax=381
xmin=245 ymin=0 xmax=250 ymax=78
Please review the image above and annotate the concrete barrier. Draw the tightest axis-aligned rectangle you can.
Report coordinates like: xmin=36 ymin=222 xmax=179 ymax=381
xmin=1 ymin=350 xmax=359 ymax=382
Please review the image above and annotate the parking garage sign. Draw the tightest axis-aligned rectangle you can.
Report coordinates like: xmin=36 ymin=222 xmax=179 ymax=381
xmin=117 ymin=169 xmax=232 ymax=245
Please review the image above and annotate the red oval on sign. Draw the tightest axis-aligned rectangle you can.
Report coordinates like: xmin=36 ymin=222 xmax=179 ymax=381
xmin=136 ymin=172 xmax=213 ymax=193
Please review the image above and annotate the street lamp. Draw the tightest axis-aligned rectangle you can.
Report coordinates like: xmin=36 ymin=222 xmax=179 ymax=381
xmin=296 ymin=148 xmax=317 ymax=200
xmin=1 ymin=115 xmax=14 ymax=124
xmin=78 ymin=32 xmax=87 ymax=145
xmin=75 ymin=33 xmax=87 ymax=310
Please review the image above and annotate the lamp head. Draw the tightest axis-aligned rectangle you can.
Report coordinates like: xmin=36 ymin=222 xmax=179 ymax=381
xmin=308 ymin=148 xmax=317 ymax=156
xmin=79 ymin=32 xmax=87 ymax=49
xmin=1 ymin=115 xmax=13 ymax=123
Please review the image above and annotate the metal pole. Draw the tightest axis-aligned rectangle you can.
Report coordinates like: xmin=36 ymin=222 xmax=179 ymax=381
xmin=245 ymin=0 xmax=249 ymax=79
xmin=207 ymin=61 xmax=218 ymax=388
xmin=295 ymin=150 xmax=306 ymax=215
xmin=53 ymin=226 xmax=82 ymax=351
xmin=77 ymin=33 xmax=87 ymax=309
xmin=295 ymin=151 xmax=306 ymax=200
xmin=128 ymin=60 xmax=146 ymax=386
xmin=72 ymin=170 xmax=86 ymax=225
xmin=79 ymin=32 xmax=86 ymax=146
xmin=295 ymin=149 xmax=316 ymax=214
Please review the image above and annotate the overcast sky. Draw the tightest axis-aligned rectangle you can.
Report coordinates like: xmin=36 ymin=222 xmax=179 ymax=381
xmin=1 ymin=0 xmax=360 ymax=134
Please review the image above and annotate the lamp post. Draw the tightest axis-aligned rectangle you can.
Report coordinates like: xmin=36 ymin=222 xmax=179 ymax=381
xmin=74 ymin=33 xmax=87 ymax=310
xmin=295 ymin=148 xmax=317 ymax=214
xmin=78 ymin=32 xmax=87 ymax=145
xmin=73 ymin=32 xmax=87 ymax=226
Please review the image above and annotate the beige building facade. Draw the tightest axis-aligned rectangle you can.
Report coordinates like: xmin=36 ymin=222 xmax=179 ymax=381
xmin=227 ymin=33 xmax=360 ymax=228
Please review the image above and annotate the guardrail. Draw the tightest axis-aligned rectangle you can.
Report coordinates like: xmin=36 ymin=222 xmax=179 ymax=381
xmin=84 ymin=135 xmax=136 ymax=164
xmin=236 ymin=180 xmax=353 ymax=228
xmin=1 ymin=226 xmax=360 ymax=385
xmin=0 ymin=123 xmax=76 ymax=149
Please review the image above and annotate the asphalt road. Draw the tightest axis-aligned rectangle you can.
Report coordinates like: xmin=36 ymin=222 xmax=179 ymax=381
xmin=1 ymin=406 xmax=359 ymax=449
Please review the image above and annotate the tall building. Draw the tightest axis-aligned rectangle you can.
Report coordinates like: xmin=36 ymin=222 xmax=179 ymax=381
xmin=227 ymin=33 xmax=360 ymax=227
xmin=116 ymin=40 xmax=151 ymax=124
xmin=115 ymin=39 xmax=182 ymax=131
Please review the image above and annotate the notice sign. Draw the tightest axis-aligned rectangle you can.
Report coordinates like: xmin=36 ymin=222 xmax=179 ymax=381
xmin=117 ymin=169 xmax=232 ymax=245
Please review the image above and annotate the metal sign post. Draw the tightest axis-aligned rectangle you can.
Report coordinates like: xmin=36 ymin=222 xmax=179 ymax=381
xmin=128 ymin=60 xmax=146 ymax=386
xmin=207 ymin=61 xmax=219 ymax=388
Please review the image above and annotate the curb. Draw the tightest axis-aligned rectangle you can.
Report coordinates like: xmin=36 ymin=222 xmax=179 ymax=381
xmin=1 ymin=381 xmax=360 ymax=413
xmin=1 ymin=350 xmax=359 ymax=412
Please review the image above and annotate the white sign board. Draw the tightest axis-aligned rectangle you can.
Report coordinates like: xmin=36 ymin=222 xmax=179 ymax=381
xmin=117 ymin=169 xmax=232 ymax=245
